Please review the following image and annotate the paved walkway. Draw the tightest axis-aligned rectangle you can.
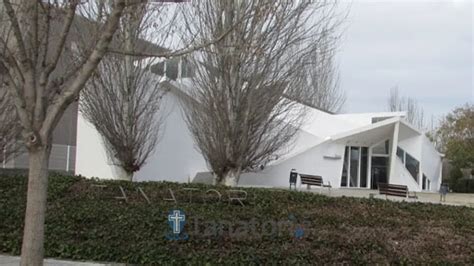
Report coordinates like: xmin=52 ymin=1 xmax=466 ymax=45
xmin=0 ymin=255 xmax=123 ymax=266
xmin=242 ymin=184 xmax=474 ymax=207
xmin=302 ymin=187 xmax=474 ymax=207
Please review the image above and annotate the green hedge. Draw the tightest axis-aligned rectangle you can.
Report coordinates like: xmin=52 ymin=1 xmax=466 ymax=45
xmin=0 ymin=174 xmax=473 ymax=264
xmin=453 ymin=178 xmax=474 ymax=193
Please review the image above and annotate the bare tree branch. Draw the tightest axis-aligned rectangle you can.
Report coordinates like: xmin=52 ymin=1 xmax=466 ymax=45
xmin=388 ymin=86 xmax=426 ymax=130
xmin=106 ymin=1 xmax=250 ymax=60
xmin=41 ymin=1 xmax=127 ymax=138
xmin=299 ymin=32 xmax=345 ymax=113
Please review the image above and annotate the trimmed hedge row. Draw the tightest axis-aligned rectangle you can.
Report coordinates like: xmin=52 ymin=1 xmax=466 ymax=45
xmin=452 ymin=178 xmax=474 ymax=193
xmin=0 ymin=174 xmax=473 ymax=264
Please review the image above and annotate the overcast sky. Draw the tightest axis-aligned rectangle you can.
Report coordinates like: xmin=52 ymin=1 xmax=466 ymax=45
xmin=337 ymin=0 xmax=473 ymax=124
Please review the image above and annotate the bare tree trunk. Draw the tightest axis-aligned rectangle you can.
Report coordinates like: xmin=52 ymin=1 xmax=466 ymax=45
xmin=220 ymin=169 xmax=241 ymax=187
xmin=114 ymin=166 xmax=134 ymax=181
xmin=217 ymin=168 xmax=241 ymax=187
xmin=20 ymin=145 xmax=51 ymax=266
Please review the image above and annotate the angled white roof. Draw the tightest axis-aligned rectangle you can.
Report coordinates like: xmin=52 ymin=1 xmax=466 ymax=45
xmin=331 ymin=116 xmax=401 ymax=141
xmin=335 ymin=111 xmax=407 ymax=127
xmin=297 ymin=106 xmax=408 ymax=139
xmin=270 ymin=108 xmax=410 ymax=165
xmin=299 ymin=107 xmax=362 ymax=138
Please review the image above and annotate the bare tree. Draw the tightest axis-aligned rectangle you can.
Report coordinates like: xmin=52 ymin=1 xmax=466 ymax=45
xmin=80 ymin=3 xmax=169 ymax=181
xmin=0 ymin=1 xmax=127 ymax=264
xmin=183 ymin=1 xmax=340 ymax=186
xmin=81 ymin=56 xmax=167 ymax=181
xmin=301 ymin=33 xmax=345 ymax=113
xmin=388 ymin=86 xmax=426 ymax=130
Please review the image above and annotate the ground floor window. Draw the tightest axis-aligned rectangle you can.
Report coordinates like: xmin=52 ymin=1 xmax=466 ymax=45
xmin=341 ymin=146 xmax=369 ymax=188
xmin=360 ymin=147 xmax=368 ymax=187
xmin=397 ymin=147 xmax=404 ymax=163
xmin=350 ymin=147 xmax=359 ymax=187
xmin=396 ymin=147 xmax=420 ymax=184
xmin=422 ymin=174 xmax=431 ymax=191
xmin=341 ymin=147 xmax=348 ymax=187
xmin=405 ymin=152 xmax=419 ymax=183
xmin=371 ymin=156 xmax=389 ymax=189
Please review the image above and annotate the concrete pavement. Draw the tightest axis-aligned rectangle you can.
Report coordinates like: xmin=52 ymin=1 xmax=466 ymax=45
xmin=304 ymin=187 xmax=474 ymax=207
xmin=0 ymin=255 xmax=124 ymax=266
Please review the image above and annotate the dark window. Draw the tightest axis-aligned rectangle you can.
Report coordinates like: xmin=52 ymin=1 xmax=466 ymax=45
xmin=371 ymin=156 xmax=388 ymax=189
xmin=405 ymin=152 xmax=419 ymax=183
xmin=397 ymin=147 xmax=405 ymax=163
xmin=371 ymin=117 xmax=393 ymax=123
xmin=422 ymin=174 xmax=427 ymax=190
xmin=360 ymin=147 xmax=368 ymax=188
xmin=350 ymin=147 xmax=359 ymax=187
xmin=341 ymin=147 xmax=348 ymax=187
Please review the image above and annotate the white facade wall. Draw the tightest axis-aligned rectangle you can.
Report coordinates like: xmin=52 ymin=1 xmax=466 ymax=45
xmin=75 ymin=86 xmax=442 ymax=192
xmin=396 ymin=124 xmax=442 ymax=192
xmin=76 ymin=113 xmax=117 ymax=179
xmin=397 ymin=135 xmax=422 ymax=191
xmin=272 ymin=126 xmax=322 ymax=163
xmin=133 ymin=93 xmax=208 ymax=182
xmin=239 ymin=141 xmax=345 ymax=188
xmin=420 ymin=136 xmax=443 ymax=191
xmin=390 ymin=157 xmax=421 ymax=192
xmin=75 ymin=91 xmax=208 ymax=183
xmin=398 ymin=136 xmax=422 ymax=160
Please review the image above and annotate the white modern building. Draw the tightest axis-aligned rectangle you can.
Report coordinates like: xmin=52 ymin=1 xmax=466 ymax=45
xmin=75 ymin=77 xmax=443 ymax=193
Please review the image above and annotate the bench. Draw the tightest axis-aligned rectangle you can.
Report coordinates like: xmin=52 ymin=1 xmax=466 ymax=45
xmin=299 ymin=174 xmax=332 ymax=194
xmin=378 ymin=183 xmax=418 ymax=200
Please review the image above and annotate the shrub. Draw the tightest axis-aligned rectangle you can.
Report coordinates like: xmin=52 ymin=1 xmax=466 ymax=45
xmin=448 ymin=167 xmax=463 ymax=189
xmin=0 ymin=174 xmax=473 ymax=264
xmin=453 ymin=178 xmax=474 ymax=193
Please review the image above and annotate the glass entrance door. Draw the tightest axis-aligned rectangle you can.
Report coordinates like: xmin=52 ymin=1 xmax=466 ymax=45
xmin=340 ymin=146 xmax=369 ymax=188
xmin=371 ymin=156 xmax=388 ymax=189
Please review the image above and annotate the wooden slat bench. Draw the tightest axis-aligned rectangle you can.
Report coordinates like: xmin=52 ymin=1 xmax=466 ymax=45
xmin=299 ymin=174 xmax=332 ymax=194
xmin=378 ymin=183 xmax=418 ymax=200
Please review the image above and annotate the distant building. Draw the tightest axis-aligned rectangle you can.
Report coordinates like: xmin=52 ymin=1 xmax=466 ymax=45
xmin=0 ymin=9 xmax=166 ymax=174
xmin=1 ymin=101 xmax=78 ymax=173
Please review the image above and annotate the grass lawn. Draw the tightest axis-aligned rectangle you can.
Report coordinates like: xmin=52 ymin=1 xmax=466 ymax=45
xmin=1 ymin=174 xmax=473 ymax=264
